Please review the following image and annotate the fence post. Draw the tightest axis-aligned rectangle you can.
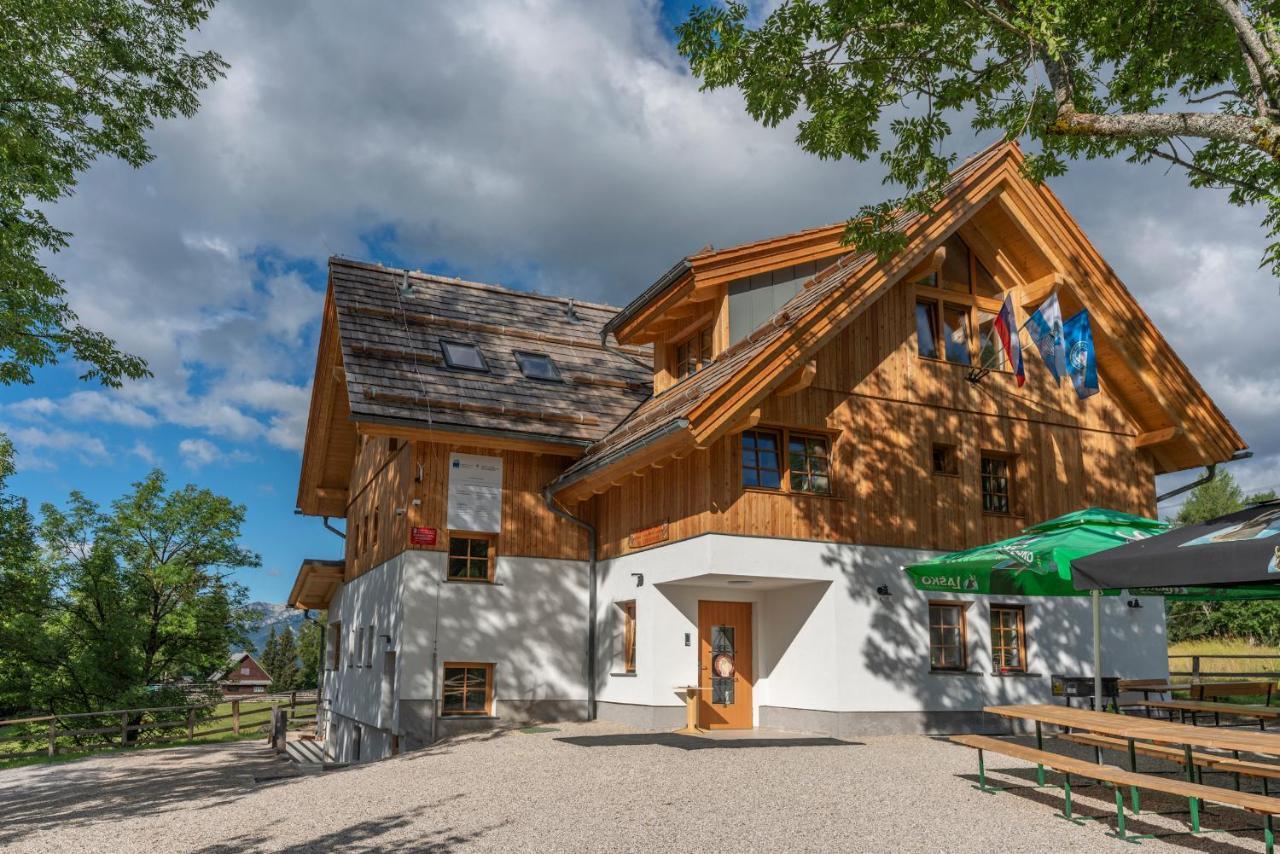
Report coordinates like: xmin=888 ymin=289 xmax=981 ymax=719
xmin=290 ymin=691 xmax=296 ymax=712
xmin=232 ymin=699 xmax=240 ymax=735
xmin=120 ymin=711 xmax=129 ymax=747
xmin=1192 ymin=656 xmax=1201 ymax=681
xmin=187 ymin=707 xmax=196 ymax=740
xmin=47 ymin=720 xmax=56 ymax=757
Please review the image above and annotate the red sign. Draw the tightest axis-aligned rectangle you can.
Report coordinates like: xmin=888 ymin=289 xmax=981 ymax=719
xmin=411 ymin=526 xmax=438 ymax=546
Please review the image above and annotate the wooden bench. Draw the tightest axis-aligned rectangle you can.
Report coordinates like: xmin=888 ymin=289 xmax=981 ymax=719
xmin=951 ymin=733 xmax=1280 ymax=850
xmin=1058 ymin=731 xmax=1280 ymax=793
xmin=1144 ymin=698 xmax=1280 ymax=728
xmin=1194 ymin=681 xmax=1275 ymax=705
xmin=1117 ymin=679 xmax=1175 ymax=714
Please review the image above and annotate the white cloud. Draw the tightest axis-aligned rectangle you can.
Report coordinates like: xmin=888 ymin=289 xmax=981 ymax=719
xmin=130 ymin=440 xmax=159 ymax=466
xmin=1 ymin=423 xmax=110 ymax=471
xmin=177 ymin=437 xmax=251 ymax=469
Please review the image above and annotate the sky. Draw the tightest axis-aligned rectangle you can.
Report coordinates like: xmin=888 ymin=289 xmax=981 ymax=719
xmin=3 ymin=0 xmax=1278 ymax=604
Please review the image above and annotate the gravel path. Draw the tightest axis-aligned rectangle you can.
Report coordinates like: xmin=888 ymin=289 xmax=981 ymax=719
xmin=0 ymin=722 xmax=1268 ymax=852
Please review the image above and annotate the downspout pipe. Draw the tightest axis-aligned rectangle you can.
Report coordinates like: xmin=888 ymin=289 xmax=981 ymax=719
xmin=543 ymin=486 xmax=598 ymax=721
xmin=1154 ymin=451 xmax=1253 ymax=504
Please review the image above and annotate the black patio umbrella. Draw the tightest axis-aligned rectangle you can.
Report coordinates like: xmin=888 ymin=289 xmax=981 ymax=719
xmin=1072 ymin=499 xmax=1280 ymax=591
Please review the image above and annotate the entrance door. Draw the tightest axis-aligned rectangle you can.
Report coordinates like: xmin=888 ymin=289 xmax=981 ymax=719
xmin=697 ymin=601 xmax=753 ymax=729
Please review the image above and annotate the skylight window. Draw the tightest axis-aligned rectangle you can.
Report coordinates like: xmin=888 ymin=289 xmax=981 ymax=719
xmin=514 ymin=351 xmax=562 ymax=382
xmin=440 ymin=341 xmax=489 ymax=372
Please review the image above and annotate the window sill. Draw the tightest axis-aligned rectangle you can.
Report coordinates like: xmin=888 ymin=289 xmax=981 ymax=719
xmin=444 ymin=577 xmax=503 ymax=586
xmin=916 ymin=355 xmax=1014 ymax=376
xmin=930 ymin=669 xmax=983 ymax=676
xmin=439 ymin=714 xmax=499 ymax=721
xmin=992 ymin=671 xmax=1041 ymax=678
xmin=610 ymin=671 xmax=638 ymax=678
xmin=743 ymin=486 xmax=842 ymax=501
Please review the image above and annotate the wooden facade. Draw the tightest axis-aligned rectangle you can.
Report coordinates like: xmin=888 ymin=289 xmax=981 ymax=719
xmin=580 ymin=273 xmax=1157 ymax=560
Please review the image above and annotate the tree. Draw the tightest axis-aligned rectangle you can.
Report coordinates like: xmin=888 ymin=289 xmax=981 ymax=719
xmin=677 ymin=1 xmax=1280 ymax=274
xmin=260 ymin=625 xmax=280 ymax=689
xmin=1 ymin=470 xmax=258 ymax=727
xmin=1166 ymin=470 xmax=1280 ymax=644
xmin=298 ymin=613 xmax=325 ymax=691
xmin=272 ymin=626 xmax=300 ymax=692
xmin=1 ymin=0 xmax=226 ymax=388
xmin=0 ymin=437 xmax=41 ymax=717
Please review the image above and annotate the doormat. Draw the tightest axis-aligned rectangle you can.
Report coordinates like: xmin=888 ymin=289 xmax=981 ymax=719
xmin=519 ymin=726 xmax=560 ymax=734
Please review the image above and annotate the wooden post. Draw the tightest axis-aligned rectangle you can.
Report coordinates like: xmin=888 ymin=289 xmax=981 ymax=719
xmin=47 ymin=720 xmax=56 ymax=757
xmin=1192 ymin=656 xmax=1201 ymax=682
xmin=232 ymin=699 xmax=240 ymax=735
xmin=120 ymin=711 xmax=129 ymax=747
xmin=186 ymin=707 xmax=196 ymax=740
xmin=290 ymin=691 xmax=296 ymax=713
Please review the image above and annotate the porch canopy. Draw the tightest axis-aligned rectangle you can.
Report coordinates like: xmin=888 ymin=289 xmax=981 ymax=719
xmin=1072 ymin=499 xmax=1280 ymax=592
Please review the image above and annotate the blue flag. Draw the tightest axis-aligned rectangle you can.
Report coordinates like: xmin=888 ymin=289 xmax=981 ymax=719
xmin=1025 ymin=292 xmax=1067 ymax=383
xmin=1062 ymin=310 xmax=1099 ymax=399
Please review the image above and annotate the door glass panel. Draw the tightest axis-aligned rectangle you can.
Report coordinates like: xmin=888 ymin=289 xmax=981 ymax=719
xmin=710 ymin=625 xmax=735 ymax=705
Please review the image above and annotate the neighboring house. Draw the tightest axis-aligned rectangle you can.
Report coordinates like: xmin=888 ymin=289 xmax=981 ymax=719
xmin=212 ymin=652 xmax=273 ymax=696
xmin=289 ymin=142 xmax=1246 ymax=763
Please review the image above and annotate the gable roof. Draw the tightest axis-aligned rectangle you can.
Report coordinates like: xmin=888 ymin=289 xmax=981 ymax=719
xmin=296 ymin=259 xmax=654 ymax=514
xmin=552 ymin=141 xmax=1246 ymax=499
xmin=210 ymin=651 xmax=270 ymax=683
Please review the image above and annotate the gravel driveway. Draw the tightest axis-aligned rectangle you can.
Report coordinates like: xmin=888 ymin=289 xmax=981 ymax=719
xmin=0 ymin=721 xmax=1269 ymax=852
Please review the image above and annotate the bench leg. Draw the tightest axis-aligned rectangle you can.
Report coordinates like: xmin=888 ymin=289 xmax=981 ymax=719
xmin=1128 ymin=738 xmax=1141 ymax=814
xmin=1233 ymin=750 xmax=1242 ymax=791
xmin=1035 ymin=722 xmax=1046 ymax=787
xmin=1215 ymin=711 xmax=1221 ymax=727
xmin=1267 ymin=814 xmax=1274 ymax=854
xmin=1105 ymin=786 xmax=1142 ymax=844
xmin=974 ymin=749 xmax=998 ymax=795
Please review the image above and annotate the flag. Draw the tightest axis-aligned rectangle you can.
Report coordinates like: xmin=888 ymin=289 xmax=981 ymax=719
xmin=1062 ymin=309 xmax=1099 ymax=399
xmin=993 ymin=293 xmax=1025 ymax=387
xmin=1026 ymin=292 xmax=1067 ymax=383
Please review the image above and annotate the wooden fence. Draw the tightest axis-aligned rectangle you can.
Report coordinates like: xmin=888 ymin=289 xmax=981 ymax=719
xmin=1168 ymin=653 xmax=1280 ymax=681
xmin=0 ymin=690 xmax=318 ymax=762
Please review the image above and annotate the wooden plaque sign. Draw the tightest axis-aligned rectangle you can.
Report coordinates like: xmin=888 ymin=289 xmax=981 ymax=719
xmin=410 ymin=526 xmax=438 ymax=546
xmin=628 ymin=521 xmax=669 ymax=550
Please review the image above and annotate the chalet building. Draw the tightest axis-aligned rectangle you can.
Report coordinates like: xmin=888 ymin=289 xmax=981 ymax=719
xmin=289 ymin=143 xmax=1245 ymax=762
xmin=213 ymin=652 xmax=273 ymax=696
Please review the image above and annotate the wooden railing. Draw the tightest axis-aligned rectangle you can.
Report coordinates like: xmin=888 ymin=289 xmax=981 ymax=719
xmin=0 ymin=690 xmax=318 ymax=762
xmin=1168 ymin=653 xmax=1280 ymax=681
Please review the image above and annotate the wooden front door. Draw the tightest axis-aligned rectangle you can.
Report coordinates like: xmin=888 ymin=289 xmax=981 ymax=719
xmin=697 ymin=601 xmax=753 ymax=729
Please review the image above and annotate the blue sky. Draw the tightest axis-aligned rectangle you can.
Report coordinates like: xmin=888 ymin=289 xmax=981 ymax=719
xmin=3 ymin=0 xmax=1279 ymax=604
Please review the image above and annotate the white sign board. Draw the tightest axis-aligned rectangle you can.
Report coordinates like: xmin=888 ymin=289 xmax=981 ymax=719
xmin=447 ymin=453 xmax=503 ymax=534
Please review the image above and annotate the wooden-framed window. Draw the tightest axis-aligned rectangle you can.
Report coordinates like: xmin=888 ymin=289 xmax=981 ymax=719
xmin=328 ymin=622 xmax=342 ymax=670
xmin=447 ymin=533 xmax=495 ymax=582
xmin=931 ymin=443 xmax=959 ymax=476
xmin=914 ymin=234 xmax=1007 ymax=370
xmin=929 ymin=602 xmax=968 ymax=671
xmin=980 ymin=453 xmax=1015 ymax=515
xmin=787 ymin=432 xmax=831 ymax=494
xmin=620 ymin=600 xmax=637 ymax=674
xmin=674 ymin=326 xmax=713 ymax=381
xmin=991 ymin=605 xmax=1027 ymax=673
xmin=742 ymin=427 xmax=834 ymax=495
xmin=371 ymin=507 xmax=380 ymax=552
xmin=441 ymin=662 xmax=494 ymax=716
xmin=741 ymin=428 xmax=783 ymax=490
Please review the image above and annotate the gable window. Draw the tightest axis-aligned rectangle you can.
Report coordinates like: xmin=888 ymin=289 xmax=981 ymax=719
xmin=440 ymin=340 xmax=489 ymax=372
xmin=913 ymin=235 xmax=1009 ymax=370
xmin=788 ymin=433 xmax=831 ymax=494
xmin=991 ymin=605 xmax=1026 ymax=673
xmin=514 ymin=351 xmax=562 ymax=382
xmin=741 ymin=429 xmax=782 ymax=490
xmin=980 ymin=454 xmax=1015 ymax=515
xmin=241 ymin=666 xmax=251 ymax=675
xmin=441 ymin=663 xmax=493 ymax=716
xmin=931 ymin=443 xmax=959 ymax=476
xmin=675 ymin=326 xmax=713 ymax=380
xmin=929 ymin=602 xmax=967 ymax=671
xmin=619 ymin=600 xmax=637 ymax=674
xmin=447 ymin=534 xmax=495 ymax=582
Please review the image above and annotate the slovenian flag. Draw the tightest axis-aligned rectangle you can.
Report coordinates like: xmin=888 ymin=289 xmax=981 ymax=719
xmin=1026 ymin=292 xmax=1067 ymax=383
xmin=1062 ymin=310 xmax=1099 ymax=399
xmin=994 ymin=293 xmax=1025 ymax=387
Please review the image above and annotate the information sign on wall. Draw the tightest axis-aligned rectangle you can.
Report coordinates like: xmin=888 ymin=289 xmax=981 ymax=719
xmin=447 ymin=453 xmax=503 ymax=533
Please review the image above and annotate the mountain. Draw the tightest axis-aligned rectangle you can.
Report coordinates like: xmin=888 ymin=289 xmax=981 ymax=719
xmin=241 ymin=602 xmax=308 ymax=656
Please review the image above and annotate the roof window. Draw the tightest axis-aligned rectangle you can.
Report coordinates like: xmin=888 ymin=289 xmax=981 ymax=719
xmin=440 ymin=341 xmax=489 ymax=372
xmin=514 ymin=351 xmax=562 ymax=382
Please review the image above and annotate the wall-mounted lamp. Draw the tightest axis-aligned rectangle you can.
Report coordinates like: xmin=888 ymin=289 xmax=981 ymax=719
xmin=411 ymin=498 xmax=422 ymax=507
xmin=876 ymin=585 xmax=892 ymax=596
xmin=394 ymin=507 xmax=406 ymax=517
xmin=1126 ymin=598 xmax=1143 ymax=609
xmin=380 ymin=633 xmax=393 ymax=648
xmin=631 ymin=572 xmax=644 ymax=587
xmin=415 ymin=463 xmax=424 ymax=484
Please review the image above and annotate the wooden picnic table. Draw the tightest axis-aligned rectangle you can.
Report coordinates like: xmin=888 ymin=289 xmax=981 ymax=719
xmin=1144 ymin=699 xmax=1280 ymax=727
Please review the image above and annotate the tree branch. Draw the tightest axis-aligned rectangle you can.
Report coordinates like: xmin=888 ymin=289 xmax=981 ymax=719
xmin=1048 ymin=105 xmax=1280 ymax=160
xmin=1150 ymin=145 xmax=1266 ymax=195
xmin=1210 ymin=0 xmax=1280 ymax=110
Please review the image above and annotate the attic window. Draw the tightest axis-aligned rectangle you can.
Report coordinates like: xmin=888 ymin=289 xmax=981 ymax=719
xmin=440 ymin=341 xmax=489 ymax=372
xmin=514 ymin=351 xmax=562 ymax=382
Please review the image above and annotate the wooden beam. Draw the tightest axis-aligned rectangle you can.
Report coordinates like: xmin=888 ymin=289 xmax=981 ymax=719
xmin=726 ymin=407 xmax=762 ymax=435
xmin=357 ymin=421 xmax=586 ymax=458
xmin=902 ymin=245 xmax=947 ymax=284
xmin=777 ymin=360 xmax=817 ymax=398
xmin=1018 ymin=272 xmax=1066 ymax=307
xmin=1135 ymin=426 xmax=1181 ymax=448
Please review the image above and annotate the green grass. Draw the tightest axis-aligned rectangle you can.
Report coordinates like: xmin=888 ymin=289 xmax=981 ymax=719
xmin=0 ymin=697 xmax=316 ymax=767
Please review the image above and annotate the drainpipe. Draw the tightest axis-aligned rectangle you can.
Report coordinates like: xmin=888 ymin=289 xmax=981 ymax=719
xmin=1154 ymin=451 xmax=1253 ymax=504
xmin=322 ymin=516 xmax=346 ymax=540
xmin=543 ymin=486 xmax=598 ymax=721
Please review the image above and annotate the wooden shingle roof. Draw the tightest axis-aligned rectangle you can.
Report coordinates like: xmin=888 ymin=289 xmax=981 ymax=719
xmin=329 ymin=260 xmax=652 ymax=446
